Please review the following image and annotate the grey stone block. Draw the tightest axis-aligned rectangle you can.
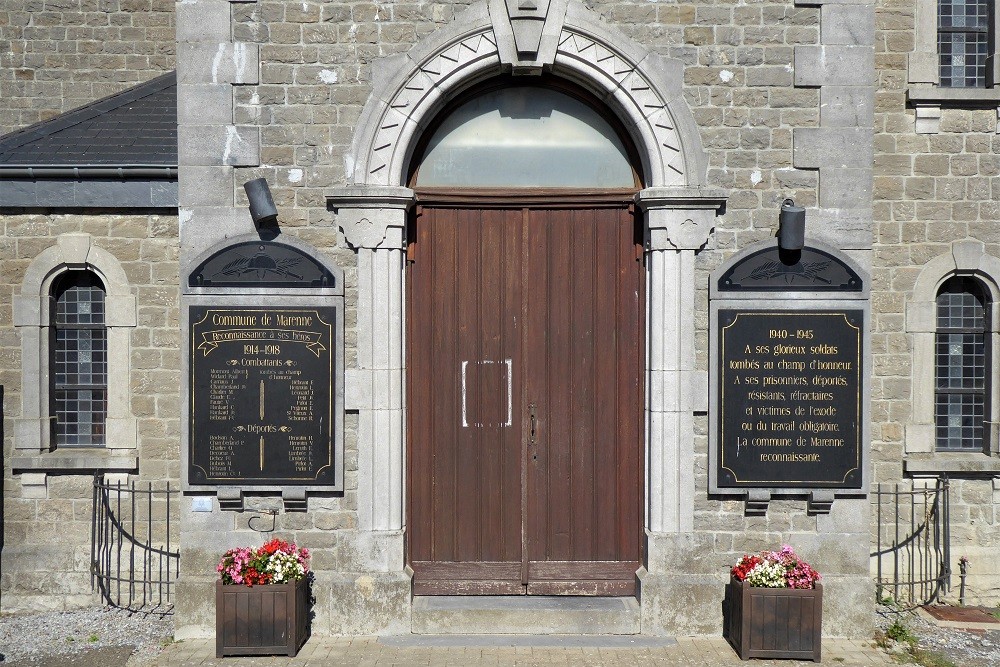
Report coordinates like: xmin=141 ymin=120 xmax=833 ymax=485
xmin=639 ymin=573 xmax=726 ymax=636
xmin=794 ymin=46 xmax=874 ymax=86
xmin=179 ymin=167 xmax=234 ymax=207
xmin=177 ymin=43 xmax=259 ymax=85
xmin=176 ymin=2 xmax=232 ymax=44
xmin=178 ymin=125 xmax=260 ymax=167
xmin=820 ymin=168 xmax=873 ymax=208
xmin=0 ymin=180 xmax=39 ymax=206
xmin=179 ymin=206 xmax=255 ymax=259
xmin=805 ymin=207 xmax=874 ymax=250
xmin=745 ymin=66 xmax=793 ymax=87
xmin=793 ymin=128 xmax=874 ymax=168
xmin=151 ymin=181 xmax=179 ymax=207
xmin=819 ymin=575 xmax=874 ymax=639
xmin=821 ymin=5 xmax=875 ymax=46
xmin=177 ymin=84 xmax=233 ymax=125
xmin=820 ymin=86 xmax=874 ymax=128
xmin=174 ymin=577 xmax=217 ymax=640
xmin=412 ymin=596 xmax=640 ymax=635
xmin=323 ymin=572 xmax=411 ymax=635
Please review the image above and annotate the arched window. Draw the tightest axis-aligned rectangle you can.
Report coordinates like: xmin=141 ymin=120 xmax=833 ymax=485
xmin=51 ymin=272 xmax=108 ymax=446
xmin=935 ymin=276 xmax=989 ymax=451
xmin=14 ymin=233 xmax=137 ymax=470
xmin=411 ymin=84 xmax=640 ymax=189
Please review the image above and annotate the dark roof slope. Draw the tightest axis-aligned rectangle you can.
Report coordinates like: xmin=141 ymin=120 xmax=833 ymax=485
xmin=0 ymin=72 xmax=177 ymax=168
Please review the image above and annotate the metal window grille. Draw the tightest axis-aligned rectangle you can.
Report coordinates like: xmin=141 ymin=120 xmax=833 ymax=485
xmin=938 ymin=0 xmax=993 ymax=87
xmin=52 ymin=272 xmax=108 ymax=446
xmin=935 ymin=277 xmax=988 ymax=451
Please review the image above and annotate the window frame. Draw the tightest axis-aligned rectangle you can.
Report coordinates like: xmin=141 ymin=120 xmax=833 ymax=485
xmin=50 ymin=271 xmax=110 ymax=447
xmin=933 ymin=276 xmax=991 ymax=452
xmin=937 ymin=0 xmax=995 ymax=89
xmin=12 ymin=233 xmax=137 ymax=472
xmin=905 ymin=241 xmax=1000 ymax=473
xmin=908 ymin=0 xmax=1000 ymax=132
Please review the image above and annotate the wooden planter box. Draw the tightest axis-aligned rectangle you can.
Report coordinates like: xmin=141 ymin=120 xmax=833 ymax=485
xmin=216 ymin=579 xmax=310 ymax=657
xmin=725 ymin=576 xmax=822 ymax=662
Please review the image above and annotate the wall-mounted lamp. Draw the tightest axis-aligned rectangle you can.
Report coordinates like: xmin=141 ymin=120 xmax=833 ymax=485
xmin=243 ymin=177 xmax=278 ymax=228
xmin=778 ymin=198 xmax=805 ymax=251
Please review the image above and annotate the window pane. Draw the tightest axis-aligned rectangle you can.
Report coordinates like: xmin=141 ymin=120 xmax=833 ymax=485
xmin=52 ymin=272 xmax=108 ymax=447
xmin=934 ymin=276 xmax=989 ymax=451
xmin=938 ymin=0 xmax=991 ymax=88
xmin=935 ymin=393 xmax=984 ymax=450
xmin=414 ymin=87 xmax=637 ymax=188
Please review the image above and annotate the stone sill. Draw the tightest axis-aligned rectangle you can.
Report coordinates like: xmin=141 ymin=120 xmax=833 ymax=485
xmin=907 ymin=87 xmax=1000 ymax=106
xmin=904 ymin=453 xmax=1000 ymax=474
xmin=12 ymin=452 xmax=139 ymax=474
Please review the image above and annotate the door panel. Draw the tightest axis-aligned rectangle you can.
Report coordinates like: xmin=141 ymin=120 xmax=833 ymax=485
xmin=407 ymin=204 xmax=642 ymax=595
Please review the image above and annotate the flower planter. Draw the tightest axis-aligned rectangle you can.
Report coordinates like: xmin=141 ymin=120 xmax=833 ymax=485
xmin=216 ymin=578 xmax=310 ymax=657
xmin=725 ymin=576 xmax=822 ymax=662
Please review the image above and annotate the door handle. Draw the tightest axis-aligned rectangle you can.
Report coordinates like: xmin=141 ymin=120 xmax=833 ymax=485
xmin=529 ymin=403 xmax=537 ymax=446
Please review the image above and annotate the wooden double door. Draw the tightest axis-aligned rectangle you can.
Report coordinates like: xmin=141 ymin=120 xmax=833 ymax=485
xmin=406 ymin=200 xmax=644 ymax=595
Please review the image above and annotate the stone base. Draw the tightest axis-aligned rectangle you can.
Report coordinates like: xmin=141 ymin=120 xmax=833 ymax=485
xmin=322 ymin=571 xmax=411 ymax=635
xmin=412 ymin=596 xmax=640 ymax=635
xmin=639 ymin=571 xmax=726 ymax=636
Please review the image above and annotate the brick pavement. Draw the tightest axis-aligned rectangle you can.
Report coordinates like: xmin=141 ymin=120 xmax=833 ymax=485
xmin=145 ymin=636 xmax=896 ymax=666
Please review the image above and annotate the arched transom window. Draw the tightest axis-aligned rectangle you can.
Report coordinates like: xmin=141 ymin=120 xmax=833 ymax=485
xmin=412 ymin=85 xmax=639 ymax=189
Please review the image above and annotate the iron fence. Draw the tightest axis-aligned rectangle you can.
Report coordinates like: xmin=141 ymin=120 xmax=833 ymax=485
xmin=91 ymin=474 xmax=180 ymax=614
xmin=871 ymin=477 xmax=950 ymax=609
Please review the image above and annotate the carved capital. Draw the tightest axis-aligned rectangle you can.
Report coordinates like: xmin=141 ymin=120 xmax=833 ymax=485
xmin=636 ymin=187 xmax=727 ymax=251
xmin=327 ymin=187 xmax=415 ymax=250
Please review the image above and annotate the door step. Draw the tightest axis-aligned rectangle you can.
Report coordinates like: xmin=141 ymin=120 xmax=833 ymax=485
xmin=411 ymin=596 xmax=641 ymax=635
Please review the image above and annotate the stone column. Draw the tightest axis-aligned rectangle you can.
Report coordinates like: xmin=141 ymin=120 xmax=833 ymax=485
xmin=635 ymin=188 xmax=726 ymax=635
xmin=325 ymin=186 xmax=414 ymax=634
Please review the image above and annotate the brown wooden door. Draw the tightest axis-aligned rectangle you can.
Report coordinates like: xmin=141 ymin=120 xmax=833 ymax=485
xmin=407 ymin=202 xmax=643 ymax=596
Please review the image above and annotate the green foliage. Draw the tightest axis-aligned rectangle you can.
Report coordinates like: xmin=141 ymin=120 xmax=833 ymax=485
xmin=88 ymin=634 xmax=99 ymax=643
xmin=886 ymin=619 xmax=915 ymax=644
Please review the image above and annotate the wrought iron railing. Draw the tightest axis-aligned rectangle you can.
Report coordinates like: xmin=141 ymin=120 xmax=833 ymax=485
xmin=91 ymin=474 xmax=180 ymax=614
xmin=871 ymin=477 xmax=951 ymax=609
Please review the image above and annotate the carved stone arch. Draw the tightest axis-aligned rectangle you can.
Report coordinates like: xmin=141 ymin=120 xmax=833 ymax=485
xmin=345 ymin=0 xmax=707 ymax=189
xmin=326 ymin=0 xmax=727 ymax=608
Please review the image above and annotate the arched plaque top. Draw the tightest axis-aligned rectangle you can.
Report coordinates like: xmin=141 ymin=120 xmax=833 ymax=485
xmin=717 ymin=245 xmax=863 ymax=293
xmin=188 ymin=240 xmax=338 ymax=289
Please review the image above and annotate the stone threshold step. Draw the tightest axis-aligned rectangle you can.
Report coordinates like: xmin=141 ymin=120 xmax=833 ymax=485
xmin=380 ymin=634 xmax=675 ymax=648
xmin=411 ymin=596 xmax=641 ymax=635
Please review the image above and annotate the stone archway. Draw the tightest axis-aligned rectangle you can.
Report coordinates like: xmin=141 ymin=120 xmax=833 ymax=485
xmin=327 ymin=0 xmax=726 ymax=633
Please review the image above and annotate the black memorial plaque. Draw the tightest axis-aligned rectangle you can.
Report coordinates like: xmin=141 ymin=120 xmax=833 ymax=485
xmin=189 ymin=306 xmax=336 ymax=485
xmin=717 ymin=310 xmax=863 ymax=489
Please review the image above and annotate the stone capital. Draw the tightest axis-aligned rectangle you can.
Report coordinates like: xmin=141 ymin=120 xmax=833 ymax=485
xmin=327 ymin=187 xmax=415 ymax=250
xmin=636 ymin=187 xmax=727 ymax=251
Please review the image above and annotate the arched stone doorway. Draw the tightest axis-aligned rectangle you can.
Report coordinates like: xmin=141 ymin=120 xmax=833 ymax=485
xmin=327 ymin=0 xmax=727 ymax=630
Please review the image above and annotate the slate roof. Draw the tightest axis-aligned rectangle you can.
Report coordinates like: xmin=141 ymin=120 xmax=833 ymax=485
xmin=0 ymin=72 xmax=177 ymax=168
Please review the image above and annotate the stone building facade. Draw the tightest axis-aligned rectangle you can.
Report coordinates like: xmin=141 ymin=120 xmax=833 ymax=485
xmin=0 ymin=0 xmax=998 ymax=642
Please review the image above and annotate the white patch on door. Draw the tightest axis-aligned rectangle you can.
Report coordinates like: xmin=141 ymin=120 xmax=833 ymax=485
xmin=461 ymin=359 xmax=513 ymax=428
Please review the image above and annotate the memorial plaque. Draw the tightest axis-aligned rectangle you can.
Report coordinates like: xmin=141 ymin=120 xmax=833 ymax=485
xmin=188 ymin=306 xmax=336 ymax=486
xmin=717 ymin=310 xmax=863 ymax=489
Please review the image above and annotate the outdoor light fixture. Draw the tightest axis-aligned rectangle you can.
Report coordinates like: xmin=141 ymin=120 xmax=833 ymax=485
xmin=244 ymin=177 xmax=279 ymax=227
xmin=778 ymin=198 xmax=805 ymax=251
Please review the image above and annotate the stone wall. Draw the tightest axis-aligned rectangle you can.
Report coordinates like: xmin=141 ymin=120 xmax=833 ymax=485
xmin=0 ymin=0 xmax=175 ymax=135
xmin=0 ymin=210 xmax=179 ymax=612
xmin=874 ymin=0 xmax=1000 ymax=604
